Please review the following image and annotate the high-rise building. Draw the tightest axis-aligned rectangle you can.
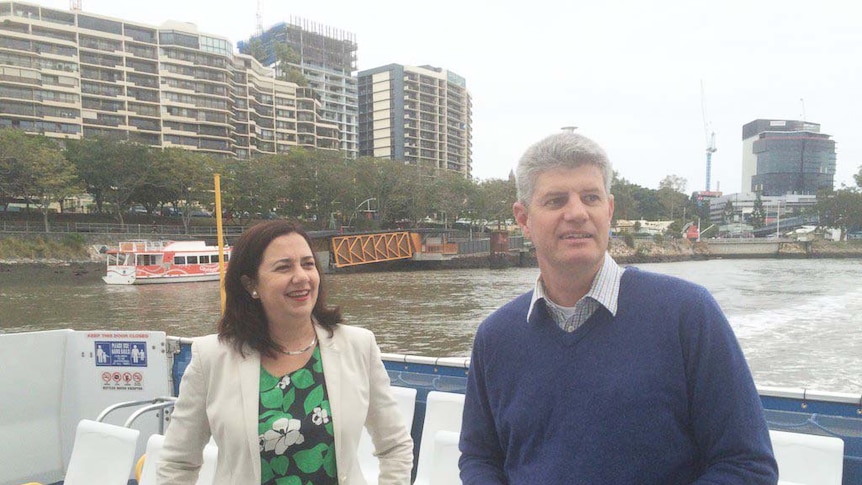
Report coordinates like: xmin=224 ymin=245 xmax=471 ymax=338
xmin=0 ymin=2 xmax=338 ymax=157
xmin=357 ymin=64 xmax=472 ymax=176
xmin=741 ymin=119 xmax=836 ymax=196
xmin=239 ymin=19 xmax=358 ymax=158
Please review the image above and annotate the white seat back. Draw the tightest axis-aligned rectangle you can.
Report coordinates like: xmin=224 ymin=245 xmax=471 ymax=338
xmin=64 ymin=419 xmax=140 ymax=485
xmin=429 ymin=430 xmax=461 ymax=485
xmin=358 ymin=385 xmax=418 ymax=484
xmin=139 ymin=434 xmax=219 ymax=485
xmin=414 ymin=391 xmax=465 ymax=485
xmin=770 ymin=429 xmax=844 ymax=485
xmin=137 ymin=433 xmax=165 ymax=485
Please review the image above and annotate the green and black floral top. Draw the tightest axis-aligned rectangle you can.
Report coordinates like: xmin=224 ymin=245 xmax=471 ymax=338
xmin=258 ymin=346 xmax=337 ymax=485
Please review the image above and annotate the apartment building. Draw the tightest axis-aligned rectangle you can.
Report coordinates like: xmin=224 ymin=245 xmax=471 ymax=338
xmin=239 ymin=18 xmax=358 ymax=158
xmin=0 ymin=2 xmax=338 ymax=157
xmin=357 ymin=63 xmax=472 ymax=176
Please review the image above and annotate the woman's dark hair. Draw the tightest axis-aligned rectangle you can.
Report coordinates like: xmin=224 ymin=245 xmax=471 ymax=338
xmin=217 ymin=220 xmax=342 ymax=357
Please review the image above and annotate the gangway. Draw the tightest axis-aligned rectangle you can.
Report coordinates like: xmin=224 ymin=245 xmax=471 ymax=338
xmin=330 ymin=231 xmax=420 ymax=268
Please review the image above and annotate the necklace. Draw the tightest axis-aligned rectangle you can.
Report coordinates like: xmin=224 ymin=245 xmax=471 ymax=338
xmin=277 ymin=335 xmax=317 ymax=356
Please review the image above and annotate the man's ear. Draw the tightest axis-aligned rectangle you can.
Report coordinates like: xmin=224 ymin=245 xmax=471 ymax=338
xmin=513 ymin=201 xmax=530 ymax=239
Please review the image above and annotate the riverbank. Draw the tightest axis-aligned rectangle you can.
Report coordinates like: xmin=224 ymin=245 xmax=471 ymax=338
xmin=1 ymin=237 xmax=860 ymax=277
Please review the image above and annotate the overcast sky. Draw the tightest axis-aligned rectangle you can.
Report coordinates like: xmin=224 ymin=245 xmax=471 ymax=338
xmin=40 ymin=0 xmax=862 ymax=194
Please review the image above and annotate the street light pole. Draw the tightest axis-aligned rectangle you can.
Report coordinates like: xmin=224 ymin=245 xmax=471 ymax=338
xmin=348 ymin=197 xmax=377 ymax=228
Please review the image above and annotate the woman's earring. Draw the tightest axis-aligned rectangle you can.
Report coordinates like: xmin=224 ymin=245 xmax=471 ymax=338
xmin=252 ymin=290 xmax=259 ymax=298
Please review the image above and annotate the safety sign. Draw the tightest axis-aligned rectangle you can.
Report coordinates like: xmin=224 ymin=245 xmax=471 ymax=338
xmin=94 ymin=341 xmax=148 ymax=367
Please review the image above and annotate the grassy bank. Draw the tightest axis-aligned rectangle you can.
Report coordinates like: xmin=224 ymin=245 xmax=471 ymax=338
xmin=0 ymin=234 xmax=91 ymax=262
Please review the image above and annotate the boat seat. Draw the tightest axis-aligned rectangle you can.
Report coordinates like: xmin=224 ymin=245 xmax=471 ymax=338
xmin=429 ymin=430 xmax=461 ymax=485
xmin=414 ymin=391 xmax=465 ymax=485
xmin=138 ymin=434 xmax=218 ymax=485
xmin=357 ymin=385 xmax=417 ymax=484
xmin=770 ymin=429 xmax=844 ymax=485
xmin=60 ymin=419 xmax=140 ymax=485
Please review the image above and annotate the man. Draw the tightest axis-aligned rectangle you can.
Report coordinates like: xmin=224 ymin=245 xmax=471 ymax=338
xmin=459 ymin=132 xmax=778 ymax=484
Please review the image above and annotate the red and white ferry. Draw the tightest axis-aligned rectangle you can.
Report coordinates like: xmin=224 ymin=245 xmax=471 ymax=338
xmin=103 ymin=240 xmax=230 ymax=285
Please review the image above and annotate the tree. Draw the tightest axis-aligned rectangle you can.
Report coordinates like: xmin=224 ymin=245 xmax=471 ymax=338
xmin=0 ymin=129 xmax=79 ymax=231
xmin=610 ymin=172 xmax=640 ymax=221
xmin=0 ymin=129 xmax=31 ymax=210
xmin=658 ymin=174 xmax=688 ymax=220
xmin=351 ymin=157 xmax=410 ymax=228
xmin=65 ymin=137 xmax=153 ymax=226
xmin=23 ymin=139 xmax=79 ymax=232
xmin=154 ymin=148 xmax=221 ymax=234
xmin=435 ymin=171 xmax=476 ymax=227
xmin=723 ymin=200 xmax=734 ymax=224
xmin=273 ymin=42 xmax=307 ymax=86
xmin=228 ymin=154 xmax=290 ymax=219
xmin=472 ymin=177 xmax=517 ymax=229
xmin=815 ymin=188 xmax=862 ymax=240
xmin=750 ymin=193 xmax=766 ymax=229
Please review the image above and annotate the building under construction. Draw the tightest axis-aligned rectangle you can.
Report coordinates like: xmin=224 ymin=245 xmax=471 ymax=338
xmin=240 ymin=18 xmax=358 ymax=158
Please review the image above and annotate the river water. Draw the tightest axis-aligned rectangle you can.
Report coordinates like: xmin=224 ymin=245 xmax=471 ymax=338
xmin=1 ymin=258 xmax=860 ymax=394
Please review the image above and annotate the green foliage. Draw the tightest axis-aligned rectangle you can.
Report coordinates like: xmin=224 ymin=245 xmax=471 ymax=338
xmin=273 ymin=42 xmax=307 ymax=86
xmin=657 ymin=175 xmax=688 ymax=220
xmin=815 ymin=188 xmax=862 ymax=240
xmin=622 ymin=232 xmax=636 ymax=248
xmin=471 ymin=178 xmax=517 ymax=228
xmin=64 ymin=137 xmax=153 ymax=225
xmin=723 ymin=200 xmax=734 ymax=224
xmin=0 ymin=129 xmax=81 ymax=232
xmin=750 ymin=192 xmax=766 ymax=228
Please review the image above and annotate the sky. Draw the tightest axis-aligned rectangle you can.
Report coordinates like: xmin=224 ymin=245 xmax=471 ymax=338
xmin=38 ymin=0 xmax=862 ymax=194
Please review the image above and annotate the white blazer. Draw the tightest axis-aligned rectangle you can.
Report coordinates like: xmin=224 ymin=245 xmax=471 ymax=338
xmin=157 ymin=324 xmax=414 ymax=484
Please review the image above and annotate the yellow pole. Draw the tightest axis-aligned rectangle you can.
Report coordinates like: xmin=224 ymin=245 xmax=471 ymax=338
xmin=214 ymin=173 xmax=226 ymax=314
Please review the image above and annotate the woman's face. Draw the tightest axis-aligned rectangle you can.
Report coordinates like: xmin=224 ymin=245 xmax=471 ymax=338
xmin=251 ymin=233 xmax=320 ymax=326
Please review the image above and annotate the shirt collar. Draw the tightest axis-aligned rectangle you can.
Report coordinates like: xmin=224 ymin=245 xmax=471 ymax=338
xmin=527 ymin=253 xmax=624 ymax=321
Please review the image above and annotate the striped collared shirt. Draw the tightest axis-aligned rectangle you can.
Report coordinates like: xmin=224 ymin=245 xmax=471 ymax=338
xmin=527 ymin=253 xmax=625 ymax=332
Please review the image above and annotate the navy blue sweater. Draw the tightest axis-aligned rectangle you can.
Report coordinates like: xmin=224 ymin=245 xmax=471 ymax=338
xmin=459 ymin=268 xmax=778 ymax=484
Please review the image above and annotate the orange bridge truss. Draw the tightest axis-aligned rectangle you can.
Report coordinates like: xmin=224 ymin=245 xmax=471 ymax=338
xmin=330 ymin=232 xmax=421 ymax=268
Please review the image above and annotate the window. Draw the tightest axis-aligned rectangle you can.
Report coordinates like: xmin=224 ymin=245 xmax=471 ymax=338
xmin=173 ymin=256 xmax=186 ymax=265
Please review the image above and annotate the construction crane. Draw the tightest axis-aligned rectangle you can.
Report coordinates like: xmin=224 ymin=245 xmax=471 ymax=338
xmin=701 ymin=82 xmax=717 ymax=192
xmin=256 ymin=0 xmax=264 ymax=36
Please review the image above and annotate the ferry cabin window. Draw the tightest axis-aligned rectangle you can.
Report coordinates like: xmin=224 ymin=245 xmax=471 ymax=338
xmin=136 ymin=255 xmax=158 ymax=265
xmin=173 ymin=256 xmax=186 ymax=265
xmin=199 ymin=255 xmax=210 ymax=264
xmin=187 ymin=255 xmax=199 ymax=264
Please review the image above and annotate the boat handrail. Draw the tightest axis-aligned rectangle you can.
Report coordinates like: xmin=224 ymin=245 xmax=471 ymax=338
xmin=117 ymin=240 xmax=172 ymax=252
xmin=123 ymin=399 xmax=178 ymax=432
xmin=96 ymin=396 xmax=177 ymax=434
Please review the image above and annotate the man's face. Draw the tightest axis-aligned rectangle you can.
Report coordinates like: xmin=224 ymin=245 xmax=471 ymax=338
xmin=514 ymin=165 xmax=614 ymax=277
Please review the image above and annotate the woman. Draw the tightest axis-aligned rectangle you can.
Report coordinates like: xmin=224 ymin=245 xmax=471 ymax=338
xmin=158 ymin=220 xmax=414 ymax=484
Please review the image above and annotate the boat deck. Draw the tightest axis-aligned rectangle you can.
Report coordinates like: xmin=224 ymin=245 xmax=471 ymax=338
xmin=2 ymin=330 xmax=860 ymax=484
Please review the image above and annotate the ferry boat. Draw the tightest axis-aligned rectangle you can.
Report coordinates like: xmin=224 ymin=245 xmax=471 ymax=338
xmin=103 ymin=240 xmax=230 ymax=285
xmin=1 ymin=329 xmax=859 ymax=485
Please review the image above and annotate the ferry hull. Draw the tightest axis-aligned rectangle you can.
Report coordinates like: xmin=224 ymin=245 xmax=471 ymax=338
xmin=103 ymin=241 xmax=229 ymax=285
xmin=103 ymin=266 xmax=222 ymax=285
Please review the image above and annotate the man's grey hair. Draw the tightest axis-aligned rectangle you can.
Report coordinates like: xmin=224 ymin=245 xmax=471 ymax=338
xmin=515 ymin=132 xmax=613 ymax=205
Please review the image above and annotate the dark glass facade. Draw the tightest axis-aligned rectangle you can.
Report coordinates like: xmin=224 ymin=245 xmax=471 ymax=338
xmin=751 ymin=132 xmax=836 ymax=196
